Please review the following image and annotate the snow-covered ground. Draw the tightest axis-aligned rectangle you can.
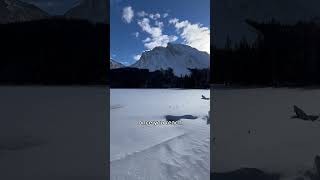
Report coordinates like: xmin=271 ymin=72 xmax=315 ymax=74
xmin=0 ymin=86 xmax=107 ymax=178
xmin=110 ymin=89 xmax=210 ymax=180
xmin=212 ymin=87 xmax=320 ymax=179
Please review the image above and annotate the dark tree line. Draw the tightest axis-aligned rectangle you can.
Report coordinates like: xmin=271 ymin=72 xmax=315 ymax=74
xmin=110 ymin=67 xmax=209 ymax=89
xmin=212 ymin=19 xmax=320 ymax=86
xmin=0 ymin=18 xmax=108 ymax=85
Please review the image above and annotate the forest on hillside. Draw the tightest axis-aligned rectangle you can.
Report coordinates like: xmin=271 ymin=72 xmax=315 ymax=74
xmin=0 ymin=18 xmax=108 ymax=85
xmin=110 ymin=67 xmax=209 ymax=89
xmin=212 ymin=19 xmax=320 ymax=86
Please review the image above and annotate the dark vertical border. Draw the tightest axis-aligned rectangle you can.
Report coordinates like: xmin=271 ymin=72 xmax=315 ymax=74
xmin=106 ymin=0 xmax=110 ymax=179
xmin=210 ymin=0 xmax=215 ymax=177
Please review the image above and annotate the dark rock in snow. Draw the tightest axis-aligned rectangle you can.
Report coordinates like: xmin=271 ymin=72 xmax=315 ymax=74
xmin=165 ymin=115 xmax=197 ymax=122
xmin=291 ymin=105 xmax=319 ymax=121
xmin=201 ymin=95 xmax=210 ymax=100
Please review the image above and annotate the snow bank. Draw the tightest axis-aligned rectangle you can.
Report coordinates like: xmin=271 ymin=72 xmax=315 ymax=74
xmin=0 ymin=86 xmax=107 ymax=178
xmin=110 ymin=89 xmax=210 ymax=180
xmin=213 ymin=88 xmax=320 ymax=179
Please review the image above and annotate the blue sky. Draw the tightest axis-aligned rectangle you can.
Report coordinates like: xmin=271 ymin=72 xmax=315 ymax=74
xmin=110 ymin=0 xmax=210 ymax=66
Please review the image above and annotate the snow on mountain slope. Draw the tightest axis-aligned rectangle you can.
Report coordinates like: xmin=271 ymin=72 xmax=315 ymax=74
xmin=0 ymin=0 xmax=49 ymax=23
xmin=65 ymin=0 xmax=108 ymax=23
xmin=110 ymin=59 xmax=125 ymax=69
xmin=131 ymin=43 xmax=210 ymax=76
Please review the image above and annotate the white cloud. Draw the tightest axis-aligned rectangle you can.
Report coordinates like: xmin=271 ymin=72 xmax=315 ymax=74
xmin=143 ymin=37 xmax=151 ymax=43
xmin=134 ymin=32 xmax=139 ymax=38
xmin=122 ymin=6 xmax=134 ymax=23
xmin=155 ymin=13 xmax=161 ymax=18
xmin=122 ymin=61 xmax=130 ymax=65
xmin=149 ymin=14 xmax=154 ymax=19
xmin=133 ymin=54 xmax=141 ymax=61
xmin=155 ymin=21 xmax=164 ymax=28
xmin=169 ymin=18 xmax=210 ymax=53
xmin=169 ymin=18 xmax=179 ymax=24
xmin=137 ymin=18 xmax=178 ymax=50
xmin=163 ymin=13 xmax=169 ymax=18
xmin=137 ymin=11 xmax=148 ymax=17
xmin=144 ymin=35 xmax=178 ymax=50
xmin=149 ymin=13 xmax=161 ymax=20
xmin=138 ymin=18 xmax=161 ymax=37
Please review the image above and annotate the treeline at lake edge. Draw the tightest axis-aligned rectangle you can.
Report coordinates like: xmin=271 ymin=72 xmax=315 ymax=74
xmin=110 ymin=68 xmax=209 ymax=89
xmin=212 ymin=18 xmax=320 ymax=87
xmin=0 ymin=18 xmax=108 ymax=85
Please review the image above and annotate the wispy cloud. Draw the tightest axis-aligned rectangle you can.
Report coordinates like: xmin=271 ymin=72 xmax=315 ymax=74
xmin=137 ymin=11 xmax=148 ymax=17
xmin=163 ymin=13 xmax=169 ymax=18
xmin=134 ymin=32 xmax=140 ymax=38
xmin=122 ymin=61 xmax=130 ymax=66
xmin=138 ymin=11 xmax=161 ymax=20
xmin=155 ymin=21 xmax=164 ymax=28
xmin=169 ymin=18 xmax=210 ymax=53
xmin=149 ymin=13 xmax=161 ymax=20
xmin=169 ymin=18 xmax=179 ymax=24
xmin=122 ymin=6 xmax=134 ymax=23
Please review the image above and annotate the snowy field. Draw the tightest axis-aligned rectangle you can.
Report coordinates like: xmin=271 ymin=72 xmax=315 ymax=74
xmin=212 ymin=87 xmax=320 ymax=180
xmin=110 ymin=89 xmax=210 ymax=180
xmin=0 ymin=86 xmax=108 ymax=179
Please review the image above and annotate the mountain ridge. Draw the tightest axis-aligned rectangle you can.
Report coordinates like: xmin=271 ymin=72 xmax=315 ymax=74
xmin=131 ymin=43 xmax=210 ymax=76
xmin=64 ymin=0 xmax=108 ymax=23
xmin=0 ymin=0 xmax=49 ymax=23
xmin=110 ymin=59 xmax=125 ymax=69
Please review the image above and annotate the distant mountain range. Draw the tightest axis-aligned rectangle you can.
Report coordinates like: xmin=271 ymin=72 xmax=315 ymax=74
xmin=0 ymin=0 xmax=49 ymax=23
xmin=65 ymin=0 xmax=108 ymax=24
xmin=131 ymin=43 xmax=210 ymax=76
xmin=0 ymin=0 xmax=108 ymax=24
xmin=110 ymin=59 xmax=125 ymax=69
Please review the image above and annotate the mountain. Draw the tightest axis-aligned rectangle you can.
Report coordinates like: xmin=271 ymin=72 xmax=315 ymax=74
xmin=131 ymin=43 xmax=210 ymax=76
xmin=0 ymin=0 xmax=49 ymax=23
xmin=65 ymin=0 xmax=108 ymax=24
xmin=110 ymin=59 xmax=125 ymax=69
xmin=213 ymin=0 xmax=320 ymax=47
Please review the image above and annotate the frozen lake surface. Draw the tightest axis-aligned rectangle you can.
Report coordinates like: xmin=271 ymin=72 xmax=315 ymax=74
xmin=0 ymin=86 xmax=107 ymax=178
xmin=213 ymin=87 xmax=320 ymax=180
xmin=110 ymin=89 xmax=210 ymax=180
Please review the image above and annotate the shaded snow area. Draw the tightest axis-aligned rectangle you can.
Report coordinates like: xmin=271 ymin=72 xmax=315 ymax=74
xmin=0 ymin=87 xmax=107 ymax=179
xmin=110 ymin=89 xmax=210 ymax=180
xmin=212 ymin=87 xmax=320 ymax=180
